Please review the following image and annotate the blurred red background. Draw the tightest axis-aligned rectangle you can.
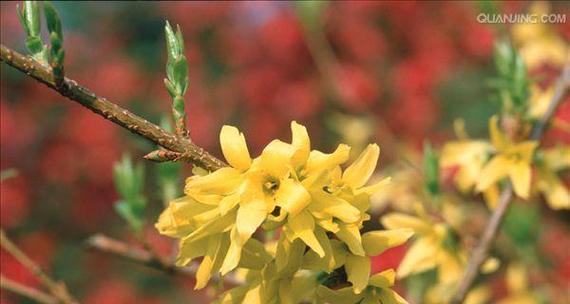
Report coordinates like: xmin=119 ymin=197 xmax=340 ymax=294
xmin=1 ymin=1 xmax=569 ymax=303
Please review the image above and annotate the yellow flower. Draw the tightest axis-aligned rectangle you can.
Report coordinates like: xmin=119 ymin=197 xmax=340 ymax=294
xmin=302 ymin=228 xmax=413 ymax=294
xmin=535 ymin=146 xmax=570 ymax=209
xmin=497 ymin=263 xmax=539 ymax=304
xmin=425 ymin=283 xmax=490 ymax=304
xmin=381 ymin=211 xmax=466 ymax=285
xmin=475 ymin=116 xmax=538 ymax=199
xmin=156 ymin=120 xmax=397 ymax=294
xmin=528 ymin=85 xmax=554 ymax=119
xmin=316 ymin=269 xmax=409 ymax=304
xmin=381 ymin=205 xmax=499 ymax=289
xmin=441 ymin=140 xmax=493 ymax=193
xmin=511 ymin=2 xmax=568 ymax=70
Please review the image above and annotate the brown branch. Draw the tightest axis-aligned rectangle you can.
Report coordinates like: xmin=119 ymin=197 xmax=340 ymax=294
xmin=0 ymin=44 xmax=226 ymax=172
xmin=0 ymin=230 xmax=78 ymax=304
xmin=84 ymin=234 xmax=240 ymax=286
xmin=452 ymin=57 xmax=570 ymax=303
xmin=1 ymin=275 xmax=58 ymax=304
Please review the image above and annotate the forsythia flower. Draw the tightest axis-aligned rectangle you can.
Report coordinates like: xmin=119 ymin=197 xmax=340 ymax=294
xmin=497 ymin=264 xmax=539 ymax=304
xmin=381 ymin=209 xmax=467 ymax=285
xmin=511 ymin=1 xmax=568 ymax=70
xmin=381 ymin=204 xmax=498 ymax=287
xmin=156 ymin=120 xmax=408 ymax=301
xmin=317 ymin=269 xmax=408 ymax=304
xmin=535 ymin=146 xmax=570 ymax=209
xmin=475 ymin=116 xmax=538 ymax=199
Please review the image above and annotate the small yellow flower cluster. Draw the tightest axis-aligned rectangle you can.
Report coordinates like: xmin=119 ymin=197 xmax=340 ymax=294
xmin=156 ymin=121 xmax=412 ymax=303
xmin=441 ymin=116 xmax=569 ymax=209
xmin=382 ymin=204 xmax=499 ymax=303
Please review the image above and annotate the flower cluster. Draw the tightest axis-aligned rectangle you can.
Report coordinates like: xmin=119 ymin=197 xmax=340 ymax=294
xmin=156 ymin=121 xmax=413 ymax=302
xmin=441 ymin=115 xmax=569 ymax=210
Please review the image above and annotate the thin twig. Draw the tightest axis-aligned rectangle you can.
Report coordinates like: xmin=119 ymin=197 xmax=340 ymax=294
xmin=84 ymin=234 xmax=240 ymax=286
xmin=1 ymin=275 xmax=58 ymax=304
xmin=0 ymin=44 xmax=226 ymax=172
xmin=0 ymin=230 xmax=78 ymax=304
xmin=452 ymin=58 xmax=570 ymax=303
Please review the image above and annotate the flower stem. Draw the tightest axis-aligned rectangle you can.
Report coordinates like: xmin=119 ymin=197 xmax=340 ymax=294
xmin=452 ymin=57 xmax=570 ymax=303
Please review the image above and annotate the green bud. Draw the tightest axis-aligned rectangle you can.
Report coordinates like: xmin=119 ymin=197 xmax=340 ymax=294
xmin=164 ymin=20 xmax=189 ymax=138
xmin=17 ymin=1 xmax=46 ymax=61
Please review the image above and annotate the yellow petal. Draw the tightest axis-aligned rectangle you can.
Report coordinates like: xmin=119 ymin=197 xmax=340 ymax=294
xmin=219 ymin=227 xmax=242 ymax=275
xmin=316 ymin=217 xmax=340 ymax=233
xmin=483 ymin=185 xmax=500 ymax=209
xmin=508 ymin=161 xmax=531 ymax=199
xmin=241 ymin=284 xmax=262 ymax=304
xmin=236 ymin=199 xmax=267 ymax=242
xmin=335 ymin=224 xmax=365 ymax=256
xmin=345 ymin=254 xmax=371 ymax=294
xmin=377 ymin=288 xmax=409 ymax=304
xmin=288 ymin=210 xmax=325 ymax=257
xmin=489 ymin=116 xmax=508 ymax=151
xmin=302 ymin=227 xmax=338 ymax=271
xmin=357 ymin=177 xmax=391 ymax=195
xmin=291 ymin=121 xmax=310 ymax=168
xmin=279 ymin=279 xmax=294 ymax=304
xmin=544 ymin=146 xmax=570 ymax=170
xmin=184 ymin=210 xmax=235 ymax=242
xmin=276 ymin=179 xmax=311 ymax=216
xmin=259 ymin=140 xmax=294 ymax=178
xmin=538 ymin=170 xmax=570 ymax=209
xmin=342 ymin=144 xmax=380 ymax=189
xmin=185 ymin=167 xmax=243 ymax=195
xmin=506 ymin=263 xmax=528 ymax=293
xmin=306 ymin=144 xmax=351 ymax=174
xmin=397 ymin=238 xmax=438 ymax=278
xmin=175 ymin=237 xmax=208 ymax=266
xmin=481 ymin=257 xmax=500 ymax=274
xmin=310 ymin=191 xmax=361 ymax=224
xmin=369 ymin=269 xmax=396 ymax=289
xmin=362 ymin=228 xmax=414 ymax=256
xmin=220 ymin=125 xmax=251 ymax=170
xmin=195 ymin=233 xmax=229 ymax=289
xmin=317 ymin=286 xmax=362 ymax=304
xmin=381 ymin=213 xmax=432 ymax=235
xmin=239 ymin=238 xmax=273 ymax=270
xmin=220 ymin=193 xmax=241 ymax=216
xmin=475 ymin=155 xmax=510 ymax=192
xmin=155 ymin=196 xmax=210 ymax=237
xmin=509 ymin=141 xmax=538 ymax=163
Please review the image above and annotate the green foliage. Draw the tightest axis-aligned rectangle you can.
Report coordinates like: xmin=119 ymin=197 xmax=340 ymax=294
xmin=423 ymin=142 xmax=440 ymax=197
xmin=17 ymin=1 xmax=46 ymax=62
xmin=164 ymin=21 xmax=189 ymax=99
xmin=491 ymin=40 xmax=529 ymax=115
xmin=44 ymin=1 xmax=65 ymax=80
xmin=113 ymin=155 xmax=147 ymax=231
xmin=503 ymin=203 xmax=540 ymax=250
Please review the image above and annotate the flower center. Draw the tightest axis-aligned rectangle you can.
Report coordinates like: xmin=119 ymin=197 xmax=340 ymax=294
xmin=263 ymin=177 xmax=280 ymax=194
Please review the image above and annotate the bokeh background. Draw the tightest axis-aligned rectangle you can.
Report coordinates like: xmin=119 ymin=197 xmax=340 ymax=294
xmin=1 ymin=1 xmax=569 ymax=303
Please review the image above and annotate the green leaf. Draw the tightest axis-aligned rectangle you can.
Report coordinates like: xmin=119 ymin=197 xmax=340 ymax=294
xmin=43 ymin=1 xmax=65 ymax=80
xmin=17 ymin=1 xmax=46 ymax=61
xmin=492 ymin=40 xmax=529 ymax=114
xmin=44 ymin=2 xmax=63 ymax=39
xmin=113 ymin=155 xmax=147 ymax=231
xmin=423 ymin=141 xmax=439 ymax=197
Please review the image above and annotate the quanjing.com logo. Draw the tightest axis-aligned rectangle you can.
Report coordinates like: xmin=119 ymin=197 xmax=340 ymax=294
xmin=477 ymin=13 xmax=567 ymax=24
